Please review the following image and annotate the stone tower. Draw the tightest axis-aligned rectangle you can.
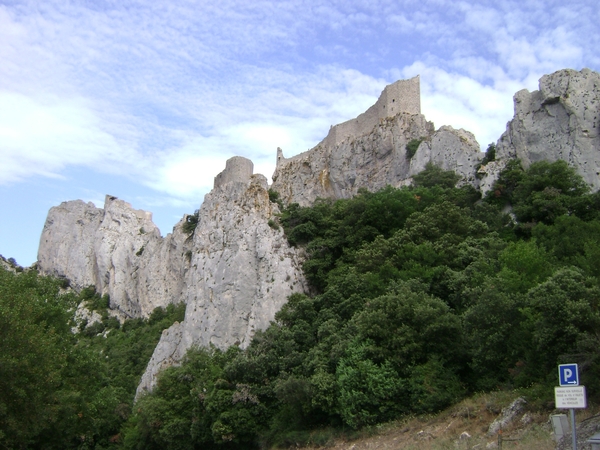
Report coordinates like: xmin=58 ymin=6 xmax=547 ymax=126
xmin=319 ymin=75 xmax=421 ymax=149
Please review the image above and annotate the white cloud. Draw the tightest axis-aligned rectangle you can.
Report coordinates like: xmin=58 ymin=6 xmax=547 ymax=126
xmin=0 ymin=91 xmax=141 ymax=183
xmin=1 ymin=0 xmax=599 ymax=201
xmin=1 ymin=0 xmax=599 ymax=268
xmin=143 ymin=67 xmax=386 ymax=199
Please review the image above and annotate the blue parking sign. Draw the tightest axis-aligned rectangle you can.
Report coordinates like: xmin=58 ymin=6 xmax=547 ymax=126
xmin=559 ymin=364 xmax=579 ymax=386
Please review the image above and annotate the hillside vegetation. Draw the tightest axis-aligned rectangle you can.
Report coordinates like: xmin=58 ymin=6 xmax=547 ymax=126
xmin=3 ymin=159 xmax=600 ymax=449
xmin=0 ymin=267 xmax=184 ymax=449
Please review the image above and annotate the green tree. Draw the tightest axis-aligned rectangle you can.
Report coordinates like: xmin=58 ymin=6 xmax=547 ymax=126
xmin=412 ymin=163 xmax=461 ymax=189
xmin=497 ymin=240 xmax=554 ymax=293
xmin=487 ymin=160 xmax=592 ymax=226
xmin=337 ymin=341 xmax=406 ymax=428
xmin=462 ymin=283 xmax=528 ymax=390
xmin=532 ymin=216 xmax=600 ymax=278
xmin=0 ymin=268 xmax=72 ymax=448
xmin=335 ymin=283 xmax=465 ymax=425
xmin=521 ymin=268 xmax=600 ymax=381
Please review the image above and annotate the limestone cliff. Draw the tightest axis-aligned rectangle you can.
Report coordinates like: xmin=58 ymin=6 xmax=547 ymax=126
xmin=37 ymin=157 xmax=308 ymax=394
xmin=136 ymin=157 xmax=308 ymax=395
xmin=36 ymin=69 xmax=600 ymax=396
xmin=479 ymin=68 xmax=600 ymax=194
xmin=38 ymin=196 xmax=189 ymax=318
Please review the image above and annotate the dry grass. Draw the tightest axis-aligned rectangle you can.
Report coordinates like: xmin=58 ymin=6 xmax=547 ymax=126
xmin=301 ymin=391 xmax=600 ymax=450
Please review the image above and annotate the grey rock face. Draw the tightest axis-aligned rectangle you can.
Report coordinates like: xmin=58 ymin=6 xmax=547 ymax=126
xmin=271 ymin=87 xmax=483 ymax=206
xmin=410 ymin=125 xmax=482 ymax=187
xmin=38 ymin=156 xmax=308 ymax=396
xmin=136 ymin=322 xmax=185 ymax=398
xmin=182 ymin=172 xmax=307 ymax=350
xmin=487 ymin=397 xmax=527 ymax=436
xmin=272 ymin=113 xmax=435 ymax=206
xmin=272 ymin=116 xmax=484 ymax=207
xmin=137 ymin=159 xmax=308 ymax=395
xmin=38 ymin=196 xmax=190 ymax=318
xmin=71 ymin=303 xmax=103 ymax=333
xmin=481 ymin=68 xmax=600 ymax=193
xmin=37 ymin=200 xmax=104 ymax=289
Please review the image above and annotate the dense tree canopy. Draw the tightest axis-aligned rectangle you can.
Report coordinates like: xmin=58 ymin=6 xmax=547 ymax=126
xmin=118 ymin=161 xmax=600 ymax=448
xmin=4 ymin=160 xmax=600 ymax=449
xmin=0 ymin=267 xmax=184 ymax=449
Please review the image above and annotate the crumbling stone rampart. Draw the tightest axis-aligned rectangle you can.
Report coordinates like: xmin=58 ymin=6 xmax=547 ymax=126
xmin=278 ymin=76 xmax=421 ymax=164
xmin=214 ymin=156 xmax=254 ymax=188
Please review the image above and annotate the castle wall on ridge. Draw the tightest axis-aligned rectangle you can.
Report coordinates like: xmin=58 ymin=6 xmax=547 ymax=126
xmin=321 ymin=75 xmax=421 ymax=149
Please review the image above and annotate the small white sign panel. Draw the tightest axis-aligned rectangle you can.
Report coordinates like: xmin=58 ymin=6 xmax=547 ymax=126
xmin=555 ymin=386 xmax=587 ymax=409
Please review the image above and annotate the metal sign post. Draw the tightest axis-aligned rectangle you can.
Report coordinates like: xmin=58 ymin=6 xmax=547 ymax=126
xmin=571 ymin=409 xmax=577 ymax=450
xmin=556 ymin=364 xmax=586 ymax=450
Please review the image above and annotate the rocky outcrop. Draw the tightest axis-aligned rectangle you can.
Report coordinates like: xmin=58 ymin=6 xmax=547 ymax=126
xmin=37 ymin=156 xmax=308 ymax=396
xmin=487 ymin=397 xmax=527 ymax=435
xmin=480 ymin=68 xmax=600 ymax=194
xmin=137 ymin=322 xmax=186 ymax=397
xmin=410 ymin=125 xmax=482 ymax=186
xmin=271 ymin=114 xmax=435 ymax=206
xmin=271 ymin=83 xmax=482 ymax=206
xmin=136 ymin=157 xmax=308 ymax=395
xmin=38 ymin=196 xmax=190 ymax=318
xmin=179 ymin=157 xmax=307 ymax=350
xmin=71 ymin=303 xmax=104 ymax=333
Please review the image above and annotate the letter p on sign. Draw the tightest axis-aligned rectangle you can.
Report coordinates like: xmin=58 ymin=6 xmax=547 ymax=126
xmin=559 ymin=364 xmax=579 ymax=386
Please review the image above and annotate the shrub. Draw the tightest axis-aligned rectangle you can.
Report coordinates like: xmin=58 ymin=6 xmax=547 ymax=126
xmin=412 ymin=163 xmax=461 ymax=188
xmin=268 ymin=189 xmax=280 ymax=203
xmin=182 ymin=210 xmax=200 ymax=235
xmin=482 ymin=143 xmax=496 ymax=165
xmin=405 ymin=138 xmax=422 ymax=159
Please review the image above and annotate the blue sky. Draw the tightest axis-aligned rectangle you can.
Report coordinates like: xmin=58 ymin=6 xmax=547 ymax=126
xmin=1 ymin=0 xmax=599 ymax=266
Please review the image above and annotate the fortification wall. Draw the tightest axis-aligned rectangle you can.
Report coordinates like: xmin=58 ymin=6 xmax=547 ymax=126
xmin=214 ymin=156 xmax=253 ymax=188
xmin=275 ymin=76 xmax=422 ymax=169
xmin=321 ymin=76 xmax=421 ymax=149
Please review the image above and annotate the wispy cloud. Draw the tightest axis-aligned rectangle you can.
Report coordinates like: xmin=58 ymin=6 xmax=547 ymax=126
xmin=1 ymin=0 xmax=598 ymax=266
xmin=1 ymin=0 xmax=598 ymax=219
